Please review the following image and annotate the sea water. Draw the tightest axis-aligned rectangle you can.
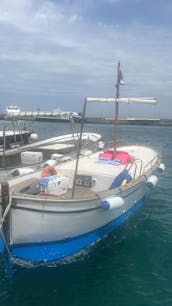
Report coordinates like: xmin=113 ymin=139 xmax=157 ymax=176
xmin=0 ymin=122 xmax=172 ymax=306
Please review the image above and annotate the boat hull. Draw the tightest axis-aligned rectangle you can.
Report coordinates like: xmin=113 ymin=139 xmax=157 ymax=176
xmin=0 ymin=141 xmax=162 ymax=266
xmin=7 ymin=179 xmax=151 ymax=265
xmin=11 ymin=193 xmax=148 ymax=264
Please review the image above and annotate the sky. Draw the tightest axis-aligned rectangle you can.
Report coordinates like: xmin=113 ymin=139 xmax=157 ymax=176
xmin=0 ymin=0 xmax=172 ymax=118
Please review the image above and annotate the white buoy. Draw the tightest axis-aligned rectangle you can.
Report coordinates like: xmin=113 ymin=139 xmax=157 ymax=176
xmin=11 ymin=168 xmax=34 ymax=177
xmin=102 ymin=196 xmax=124 ymax=210
xmin=44 ymin=159 xmax=57 ymax=167
xmin=98 ymin=141 xmax=105 ymax=150
xmin=146 ymin=175 xmax=158 ymax=188
xmin=157 ymin=163 xmax=165 ymax=173
xmin=30 ymin=133 xmax=38 ymax=141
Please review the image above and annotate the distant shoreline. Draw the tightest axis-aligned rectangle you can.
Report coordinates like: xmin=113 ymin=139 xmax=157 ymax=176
xmin=85 ymin=117 xmax=172 ymax=126
xmin=0 ymin=114 xmax=172 ymax=126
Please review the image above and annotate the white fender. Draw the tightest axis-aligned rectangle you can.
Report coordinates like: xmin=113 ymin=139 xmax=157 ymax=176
xmin=11 ymin=167 xmax=34 ymax=177
xmin=157 ymin=163 xmax=165 ymax=173
xmin=102 ymin=196 xmax=124 ymax=210
xmin=44 ymin=159 xmax=57 ymax=167
xmin=92 ymin=178 xmax=97 ymax=186
xmin=98 ymin=141 xmax=105 ymax=150
xmin=30 ymin=133 xmax=38 ymax=141
xmin=146 ymin=175 xmax=158 ymax=188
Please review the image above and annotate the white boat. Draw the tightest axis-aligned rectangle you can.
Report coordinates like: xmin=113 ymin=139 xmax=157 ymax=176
xmin=0 ymin=128 xmax=36 ymax=168
xmin=0 ymin=63 xmax=165 ymax=267
xmin=0 ymin=132 xmax=102 ymax=178
xmin=6 ymin=105 xmax=20 ymax=117
xmin=8 ymin=107 xmax=81 ymax=122
xmin=35 ymin=111 xmax=81 ymax=122
xmin=1 ymin=109 xmax=35 ymax=167
xmin=0 ymin=128 xmax=33 ymax=150
xmin=0 ymin=126 xmax=34 ymax=169
xmin=0 ymin=108 xmax=81 ymax=168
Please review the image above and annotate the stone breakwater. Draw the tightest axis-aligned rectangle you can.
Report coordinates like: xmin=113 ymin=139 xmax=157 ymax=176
xmin=85 ymin=117 xmax=172 ymax=126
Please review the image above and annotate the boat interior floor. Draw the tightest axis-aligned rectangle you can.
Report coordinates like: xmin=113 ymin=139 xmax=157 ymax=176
xmin=14 ymin=178 xmax=99 ymax=200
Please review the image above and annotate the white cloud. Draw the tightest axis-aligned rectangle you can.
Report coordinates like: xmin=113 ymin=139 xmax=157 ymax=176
xmin=0 ymin=0 xmax=171 ymax=117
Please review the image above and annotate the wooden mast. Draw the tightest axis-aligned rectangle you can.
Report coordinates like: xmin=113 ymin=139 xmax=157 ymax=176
xmin=114 ymin=61 xmax=121 ymax=157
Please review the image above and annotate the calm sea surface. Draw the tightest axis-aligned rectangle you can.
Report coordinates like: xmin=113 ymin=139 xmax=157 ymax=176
xmin=0 ymin=122 xmax=172 ymax=306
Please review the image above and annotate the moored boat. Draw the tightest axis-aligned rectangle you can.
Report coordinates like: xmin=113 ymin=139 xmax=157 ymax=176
xmin=0 ymin=108 xmax=35 ymax=167
xmin=0 ymin=62 xmax=165 ymax=268
xmin=0 ymin=132 xmax=102 ymax=179
xmin=0 ymin=108 xmax=81 ymax=168
xmin=0 ymin=129 xmax=33 ymax=150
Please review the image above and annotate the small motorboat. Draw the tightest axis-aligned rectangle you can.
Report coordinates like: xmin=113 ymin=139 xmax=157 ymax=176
xmin=0 ymin=132 xmax=102 ymax=179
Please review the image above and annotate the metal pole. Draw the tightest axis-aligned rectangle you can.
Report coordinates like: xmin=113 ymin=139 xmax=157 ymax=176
xmin=17 ymin=120 xmax=24 ymax=145
xmin=114 ymin=61 xmax=120 ymax=156
xmin=11 ymin=119 xmax=17 ymax=146
xmin=2 ymin=127 xmax=6 ymax=168
xmin=71 ymin=99 xmax=87 ymax=198
xmin=1 ymin=182 xmax=10 ymax=246
xmin=1 ymin=181 xmax=13 ymax=282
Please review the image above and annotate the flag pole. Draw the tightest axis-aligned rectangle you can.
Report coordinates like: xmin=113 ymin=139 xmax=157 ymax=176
xmin=114 ymin=61 xmax=121 ymax=157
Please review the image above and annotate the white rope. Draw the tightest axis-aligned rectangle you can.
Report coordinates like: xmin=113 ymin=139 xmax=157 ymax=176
xmin=0 ymin=193 xmax=13 ymax=257
xmin=0 ymin=193 xmax=12 ymax=229
xmin=0 ymin=192 xmax=26 ymax=264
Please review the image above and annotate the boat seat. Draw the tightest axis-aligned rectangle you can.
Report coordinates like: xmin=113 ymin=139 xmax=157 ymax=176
xmin=109 ymin=169 xmax=132 ymax=189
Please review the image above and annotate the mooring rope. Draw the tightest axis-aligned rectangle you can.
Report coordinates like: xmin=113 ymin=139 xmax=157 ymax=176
xmin=0 ymin=193 xmax=13 ymax=258
xmin=0 ymin=193 xmax=12 ymax=229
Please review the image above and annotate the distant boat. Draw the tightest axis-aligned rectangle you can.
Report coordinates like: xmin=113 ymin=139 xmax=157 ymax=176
xmin=5 ymin=105 xmax=81 ymax=122
xmin=35 ymin=111 xmax=81 ymax=122
xmin=0 ymin=62 xmax=165 ymax=269
xmin=6 ymin=105 xmax=20 ymax=117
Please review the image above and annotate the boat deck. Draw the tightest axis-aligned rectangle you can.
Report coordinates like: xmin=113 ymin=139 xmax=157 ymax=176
xmin=11 ymin=145 xmax=160 ymax=201
xmin=58 ymin=145 xmax=158 ymax=178
xmin=13 ymin=177 xmax=98 ymax=200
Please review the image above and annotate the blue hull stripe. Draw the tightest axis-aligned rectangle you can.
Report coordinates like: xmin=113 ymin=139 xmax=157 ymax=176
xmin=0 ymin=231 xmax=5 ymax=252
xmin=4 ymin=192 xmax=149 ymax=264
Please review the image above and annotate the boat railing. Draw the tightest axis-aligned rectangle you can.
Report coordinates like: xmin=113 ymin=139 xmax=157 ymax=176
xmin=143 ymin=153 xmax=160 ymax=174
xmin=125 ymin=158 xmax=143 ymax=179
xmin=126 ymin=152 xmax=159 ymax=180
